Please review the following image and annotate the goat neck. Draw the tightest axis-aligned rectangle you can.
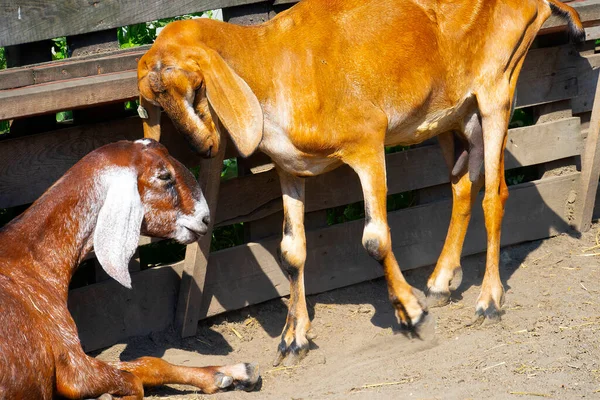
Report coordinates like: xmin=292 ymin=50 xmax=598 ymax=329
xmin=0 ymin=153 xmax=132 ymax=299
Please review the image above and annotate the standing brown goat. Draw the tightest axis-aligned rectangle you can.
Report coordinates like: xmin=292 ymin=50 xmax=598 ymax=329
xmin=0 ymin=140 xmax=259 ymax=399
xmin=137 ymin=0 xmax=584 ymax=366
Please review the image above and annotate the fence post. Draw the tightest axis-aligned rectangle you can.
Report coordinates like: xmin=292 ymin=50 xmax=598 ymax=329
xmin=173 ymin=0 xmax=296 ymax=338
xmin=175 ymin=137 xmax=226 ymax=337
xmin=575 ymin=78 xmax=600 ymax=232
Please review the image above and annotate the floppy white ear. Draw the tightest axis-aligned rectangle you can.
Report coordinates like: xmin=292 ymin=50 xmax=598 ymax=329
xmin=93 ymin=171 xmax=144 ymax=289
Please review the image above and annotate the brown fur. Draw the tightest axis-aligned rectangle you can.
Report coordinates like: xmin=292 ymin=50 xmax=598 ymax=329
xmin=137 ymin=0 xmax=584 ymax=365
xmin=0 ymin=140 xmax=259 ymax=399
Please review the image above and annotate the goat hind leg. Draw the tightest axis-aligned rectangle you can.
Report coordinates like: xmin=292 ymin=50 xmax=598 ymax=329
xmin=273 ymin=170 xmax=312 ymax=366
xmin=470 ymin=93 xmax=513 ymax=324
xmin=427 ymin=126 xmax=484 ymax=307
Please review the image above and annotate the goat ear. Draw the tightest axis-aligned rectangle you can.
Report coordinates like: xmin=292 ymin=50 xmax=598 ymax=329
xmin=93 ymin=172 xmax=144 ymax=289
xmin=202 ymin=48 xmax=264 ymax=158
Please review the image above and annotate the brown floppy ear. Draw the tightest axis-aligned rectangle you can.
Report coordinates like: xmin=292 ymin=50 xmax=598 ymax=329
xmin=201 ymin=48 xmax=263 ymax=158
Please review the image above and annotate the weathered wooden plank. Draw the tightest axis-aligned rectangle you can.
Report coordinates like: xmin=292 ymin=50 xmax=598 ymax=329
xmin=69 ymin=29 xmax=132 ymax=125
xmin=3 ymin=40 xmax=58 ymax=135
xmin=516 ymin=45 xmax=579 ymax=109
xmin=68 ymin=29 xmax=120 ymax=58
xmin=0 ymin=116 xmax=202 ymax=209
xmin=574 ymin=72 xmax=600 ymax=231
xmin=0 ymin=46 xmax=148 ymax=91
xmin=68 ymin=172 xmax=577 ymax=351
xmin=0 ymin=0 xmax=261 ymax=47
xmin=0 ymin=68 xmax=35 ymax=90
xmin=505 ymin=117 xmax=583 ymax=166
xmin=200 ymin=173 xmax=578 ymax=318
xmin=69 ymin=261 xmax=185 ymax=352
xmin=572 ymin=52 xmax=600 ymax=114
xmin=215 ymin=118 xmax=583 ymax=226
xmin=175 ymin=137 xmax=226 ymax=338
xmin=0 ymin=42 xmax=585 ymax=120
xmin=0 ymin=71 xmax=138 ymax=120
xmin=0 ymin=41 xmax=588 ymax=122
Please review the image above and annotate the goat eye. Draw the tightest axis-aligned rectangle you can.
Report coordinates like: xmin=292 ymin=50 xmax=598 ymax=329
xmin=157 ymin=171 xmax=172 ymax=181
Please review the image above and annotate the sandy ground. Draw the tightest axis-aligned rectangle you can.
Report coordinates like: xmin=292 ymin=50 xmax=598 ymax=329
xmin=95 ymin=223 xmax=600 ymax=399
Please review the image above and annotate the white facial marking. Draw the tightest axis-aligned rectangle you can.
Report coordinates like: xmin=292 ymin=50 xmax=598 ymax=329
xmin=173 ymin=195 xmax=210 ymax=244
xmin=135 ymin=138 xmax=153 ymax=146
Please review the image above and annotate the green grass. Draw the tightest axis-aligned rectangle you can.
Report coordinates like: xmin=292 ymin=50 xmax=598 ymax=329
xmin=0 ymin=47 xmax=5 ymax=69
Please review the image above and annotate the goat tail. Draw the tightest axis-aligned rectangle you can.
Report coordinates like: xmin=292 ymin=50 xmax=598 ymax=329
xmin=546 ymin=0 xmax=586 ymax=43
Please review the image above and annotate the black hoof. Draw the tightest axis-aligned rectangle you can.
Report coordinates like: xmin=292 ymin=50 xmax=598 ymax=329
xmin=400 ymin=309 xmax=436 ymax=340
xmin=467 ymin=304 xmax=502 ymax=327
xmin=272 ymin=339 xmax=309 ymax=367
xmin=234 ymin=362 xmax=261 ymax=392
xmin=215 ymin=362 xmax=261 ymax=392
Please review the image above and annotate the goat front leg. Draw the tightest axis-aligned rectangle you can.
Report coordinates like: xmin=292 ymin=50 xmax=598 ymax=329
xmin=348 ymin=149 xmax=428 ymax=331
xmin=427 ymin=124 xmax=484 ymax=307
xmin=109 ymin=357 xmax=260 ymax=394
xmin=273 ymin=169 xmax=312 ymax=367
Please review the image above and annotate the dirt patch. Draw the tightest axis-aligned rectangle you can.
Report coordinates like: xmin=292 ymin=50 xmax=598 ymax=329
xmin=95 ymin=223 xmax=600 ymax=399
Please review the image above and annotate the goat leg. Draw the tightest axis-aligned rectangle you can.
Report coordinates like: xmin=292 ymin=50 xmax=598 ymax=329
xmin=273 ymin=169 xmax=312 ymax=367
xmin=110 ymin=357 xmax=260 ymax=394
xmin=470 ymin=88 xmax=514 ymax=325
xmin=428 ymin=132 xmax=484 ymax=307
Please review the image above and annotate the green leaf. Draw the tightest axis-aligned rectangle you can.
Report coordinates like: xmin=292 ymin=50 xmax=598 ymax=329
xmin=0 ymin=47 xmax=6 ymax=70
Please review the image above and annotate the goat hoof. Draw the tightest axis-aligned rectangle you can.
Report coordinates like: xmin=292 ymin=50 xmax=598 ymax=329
xmin=234 ymin=362 xmax=261 ymax=392
xmin=469 ymin=285 xmax=504 ymax=327
xmin=467 ymin=305 xmax=502 ymax=327
xmin=215 ymin=373 xmax=233 ymax=389
xmin=272 ymin=339 xmax=309 ymax=367
xmin=215 ymin=362 xmax=261 ymax=392
xmin=426 ymin=266 xmax=462 ymax=308
xmin=426 ymin=289 xmax=451 ymax=308
xmin=400 ymin=310 xmax=436 ymax=341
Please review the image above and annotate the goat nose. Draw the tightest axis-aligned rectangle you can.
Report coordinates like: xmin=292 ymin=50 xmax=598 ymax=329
xmin=202 ymin=214 xmax=211 ymax=226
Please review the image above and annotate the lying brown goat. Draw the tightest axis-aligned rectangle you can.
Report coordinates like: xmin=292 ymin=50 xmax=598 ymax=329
xmin=137 ymin=0 xmax=584 ymax=366
xmin=0 ymin=140 xmax=259 ymax=399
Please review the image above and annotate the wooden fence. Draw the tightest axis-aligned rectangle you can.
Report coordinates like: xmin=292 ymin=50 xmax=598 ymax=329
xmin=1 ymin=0 xmax=600 ymax=352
